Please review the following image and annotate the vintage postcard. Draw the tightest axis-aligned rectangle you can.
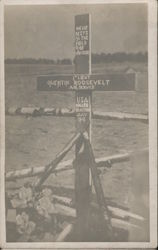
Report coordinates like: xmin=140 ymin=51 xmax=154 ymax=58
xmin=0 ymin=0 xmax=157 ymax=248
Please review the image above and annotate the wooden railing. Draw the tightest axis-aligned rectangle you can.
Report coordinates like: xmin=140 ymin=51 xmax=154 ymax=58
xmin=5 ymin=106 xmax=148 ymax=241
xmin=6 ymin=106 xmax=148 ymax=123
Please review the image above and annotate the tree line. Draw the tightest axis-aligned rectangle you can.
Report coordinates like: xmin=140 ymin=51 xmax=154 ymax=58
xmin=5 ymin=52 xmax=147 ymax=64
xmin=5 ymin=58 xmax=72 ymax=65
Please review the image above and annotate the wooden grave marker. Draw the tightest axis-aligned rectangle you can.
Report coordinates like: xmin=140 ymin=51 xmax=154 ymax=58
xmin=37 ymin=13 xmax=135 ymax=240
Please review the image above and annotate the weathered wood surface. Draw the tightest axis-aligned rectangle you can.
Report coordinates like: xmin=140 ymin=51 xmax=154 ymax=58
xmin=93 ymin=111 xmax=148 ymax=123
xmin=111 ymin=218 xmax=141 ymax=230
xmin=53 ymin=200 xmax=142 ymax=231
xmin=56 ymin=200 xmax=143 ymax=230
xmin=53 ymin=194 xmax=144 ymax=221
xmin=6 ymin=107 xmax=75 ymax=116
xmin=55 ymin=223 xmax=73 ymax=241
xmin=32 ymin=133 xmax=81 ymax=189
xmin=6 ymin=152 xmax=131 ymax=181
xmin=83 ymin=133 xmax=113 ymax=239
xmin=54 ymin=204 xmax=141 ymax=230
xmin=54 ymin=202 xmax=141 ymax=231
xmin=6 ymin=107 xmax=148 ymax=122
xmin=55 ymin=203 xmax=76 ymax=218
xmin=108 ymin=205 xmax=144 ymax=221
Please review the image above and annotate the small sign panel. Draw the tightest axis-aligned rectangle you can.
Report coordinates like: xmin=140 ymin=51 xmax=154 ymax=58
xmin=75 ymin=14 xmax=89 ymax=55
xmin=37 ymin=73 xmax=135 ymax=91
xmin=75 ymin=91 xmax=91 ymax=132
xmin=75 ymin=91 xmax=91 ymax=112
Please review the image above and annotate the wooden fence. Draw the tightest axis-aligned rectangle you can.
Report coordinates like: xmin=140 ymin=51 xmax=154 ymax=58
xmin=6 ymin=106 xmax=148 ymax=123
xmin=5 ymin=106 xmax=148 ymax=241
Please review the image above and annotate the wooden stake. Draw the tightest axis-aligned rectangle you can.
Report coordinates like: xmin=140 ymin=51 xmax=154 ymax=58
xmin=33 ymin=132 xmax=81 ymax=189
xmin=56 ymin=224 xmax=73 ymax=241
xmin=83 ymin=133 xmax=113 ymax=240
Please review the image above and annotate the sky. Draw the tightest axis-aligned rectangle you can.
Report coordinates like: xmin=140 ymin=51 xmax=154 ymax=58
xmin=4 ymin=3 xmax=148 ymax=60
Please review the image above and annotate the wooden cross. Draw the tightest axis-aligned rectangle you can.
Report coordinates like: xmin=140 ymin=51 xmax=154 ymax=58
xmin=37 ymin=13 xmax=135 ymax=135
xmin=37 ymin=13 xmax=135 ymax=239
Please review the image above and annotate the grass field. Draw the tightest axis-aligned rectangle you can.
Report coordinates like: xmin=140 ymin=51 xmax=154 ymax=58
xmin=5 ymin=62 xmax=149 ymax=241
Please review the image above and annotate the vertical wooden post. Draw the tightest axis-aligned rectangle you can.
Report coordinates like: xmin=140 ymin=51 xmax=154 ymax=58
xmin=74 ymin=13 xmax=91 ymax=240
xmin=83 ymin=134 xmax=113 ymax=241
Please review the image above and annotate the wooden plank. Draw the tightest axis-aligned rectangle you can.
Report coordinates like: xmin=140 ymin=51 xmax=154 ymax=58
xmin=33 ymin=133 xmax=81 ymax=189
xmin=56 ymin=223 xmax=73 ymax=241
xmin=52 ymin=195 xmax=145 ymax=222
xmin=53 ymin=195 xmax=73 ymax=206
xmin=5 ymin=107 xmax=148 ymax=123
xmin=37 ymin=73 xmax=135 ymax=91
xmin=5 ymin=152 xmax=131 ymax=181
xmin=111 ymin=218 xmax=141 ymax=230
xmin=54 ymin=202 xmax=143 ymax=231
xmin=55 ymin=203 xmax=76 ymax=218
xmin=51 ymin=199 xmax=142 ymax=231
xmin=108 ymin=206 xmax=144 ymax=221
xmin=93 ymin=111 xmax=148 ymax=123
xmin=83 ymin=133 xmax=113 ymax=240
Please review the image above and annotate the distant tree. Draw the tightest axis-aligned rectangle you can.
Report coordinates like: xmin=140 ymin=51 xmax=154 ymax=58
xmin=61 ymin=58 xmax=72 ymax=65
xmin=91 ymin=52 xmax=148 ymax=64
xmin=56 ymin=59 xmax=61 ymax=65
xmin=5 ymin=58 xmax=55 ymax=64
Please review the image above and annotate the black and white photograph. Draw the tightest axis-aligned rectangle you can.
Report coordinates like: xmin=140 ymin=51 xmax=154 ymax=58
xmin=0 ymin=0 xmax=157 ymax=248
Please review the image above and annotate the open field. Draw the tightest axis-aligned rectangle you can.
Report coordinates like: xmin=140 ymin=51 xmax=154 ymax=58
xmin=5 ymin=62 xmax=149 ymax=241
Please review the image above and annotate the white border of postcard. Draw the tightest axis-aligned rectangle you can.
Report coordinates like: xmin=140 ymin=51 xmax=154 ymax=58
xmin=0 ymin=0 xmax=157 ymax=248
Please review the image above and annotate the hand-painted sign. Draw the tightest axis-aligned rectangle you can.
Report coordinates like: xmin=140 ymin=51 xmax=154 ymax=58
xmin=75 ymin=14 xmax=89 ymax=55
xmin=37 ymin=73 xmax=135 ymax=91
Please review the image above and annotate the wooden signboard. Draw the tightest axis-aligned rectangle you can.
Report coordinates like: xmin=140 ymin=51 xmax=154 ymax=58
xmin=37 ymin=73 xmax=135 ymax=91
